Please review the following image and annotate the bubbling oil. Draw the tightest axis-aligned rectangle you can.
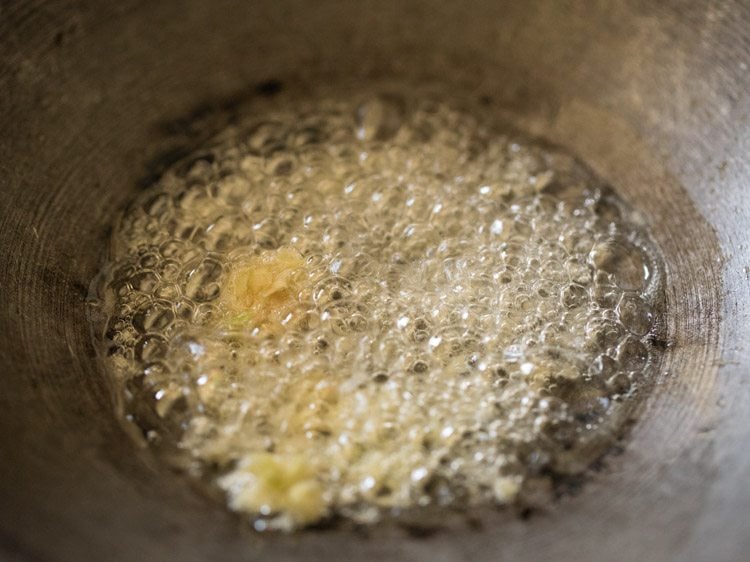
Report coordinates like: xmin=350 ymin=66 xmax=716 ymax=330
xmin=90 ymin=85 xmax=665 ymax=531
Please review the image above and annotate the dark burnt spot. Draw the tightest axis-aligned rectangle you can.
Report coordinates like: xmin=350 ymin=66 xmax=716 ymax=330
xmin=155 ymin=79 xmax=285 ymax=138
xmin=99 ymin=224 xmax=113 ymax=243
xmin=143 ymin=79 xmax=288 ymax=187
xmin=647 ymin=335 xmax=672 ymax=350
xmin=401 ymin=522 xmax=443 ymax=538
xmin=138 ymin=146 xmax=194 ymax=189
xmin=255 ymin=79 xmax=284 ymax=97
xmin=518 ymin=507 xmax=536 ymax=520
xmin=53 ymin=20 xmax=79 ymax=47
xmin=71 ymin=280 xmax=88 ymax=299
xmin=155 ymin=96 xmax=242 ymax=138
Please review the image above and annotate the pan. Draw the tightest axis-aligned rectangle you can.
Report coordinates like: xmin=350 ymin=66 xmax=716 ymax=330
xmin=1 ymin=1 xmax=748 ymax=560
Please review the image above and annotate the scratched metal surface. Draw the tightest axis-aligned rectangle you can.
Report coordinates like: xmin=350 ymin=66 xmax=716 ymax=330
xmin=0 ymin=1 xmax=748 ymax=560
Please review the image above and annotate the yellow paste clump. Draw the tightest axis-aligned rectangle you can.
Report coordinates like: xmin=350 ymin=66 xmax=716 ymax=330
xmin=220 ymin=453 xmax=327 ymax=527
xmin=221 ymin=247 xmax=307 ymax=333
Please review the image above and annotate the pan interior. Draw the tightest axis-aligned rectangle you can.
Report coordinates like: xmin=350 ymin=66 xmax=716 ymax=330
xmin=89 ymin=79 xmax=668 ymax=532
xmin=0 ymin=1 xmax=738 ymax=560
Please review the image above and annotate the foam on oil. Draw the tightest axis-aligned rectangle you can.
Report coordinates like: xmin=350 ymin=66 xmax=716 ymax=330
xmin=90 ymin=84 xmax=664 ymax=531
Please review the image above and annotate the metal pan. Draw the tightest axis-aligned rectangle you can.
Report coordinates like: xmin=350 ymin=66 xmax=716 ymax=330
xmin=1 ymin=1 xmax=748 ymax=560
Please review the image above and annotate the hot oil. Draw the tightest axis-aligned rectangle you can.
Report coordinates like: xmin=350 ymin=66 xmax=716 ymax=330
xmin=90 ymin=84 xmax=665 ymax=531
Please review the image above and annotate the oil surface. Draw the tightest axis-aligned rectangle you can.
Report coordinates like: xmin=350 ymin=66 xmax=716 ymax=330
xmin=90 ymin=85 xmax=664 ymax=531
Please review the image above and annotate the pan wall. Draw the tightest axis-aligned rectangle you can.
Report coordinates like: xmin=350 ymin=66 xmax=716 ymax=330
xmin=0 ymin=1 xmax=748 ymax=560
